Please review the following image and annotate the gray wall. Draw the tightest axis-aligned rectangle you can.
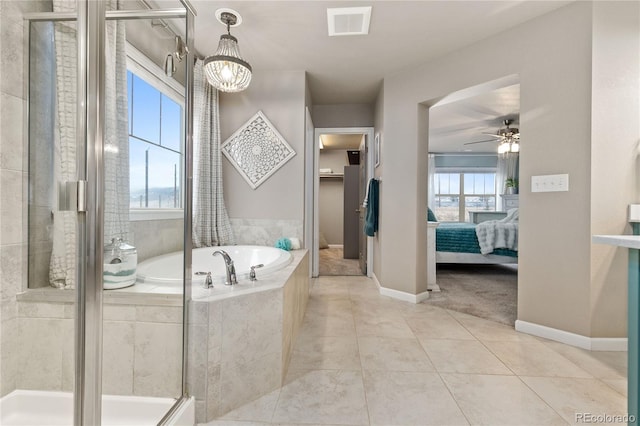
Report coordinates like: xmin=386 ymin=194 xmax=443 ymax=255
xmin=220 ymin=70 xmax=306 ymax=225
xmin=312 ymin=104 xmax=374 ymax=128
xmin=376 ymin=1 xmax=639 ymax=338
xmin=589 ymin=1 xmax=639 ymax=337
xmin=319 ymin=150 xmax=350 ymax=245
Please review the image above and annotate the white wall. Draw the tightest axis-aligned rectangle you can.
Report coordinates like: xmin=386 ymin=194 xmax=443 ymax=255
xmin=376 ymin=1 xmax=639 ymax=338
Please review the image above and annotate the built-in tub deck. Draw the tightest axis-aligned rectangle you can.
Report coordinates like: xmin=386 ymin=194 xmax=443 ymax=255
xmin=15 ymin=249 xmax=309 ymax=423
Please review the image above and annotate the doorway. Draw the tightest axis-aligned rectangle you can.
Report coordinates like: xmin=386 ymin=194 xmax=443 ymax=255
xmin=309 ymin=127 xmax=374 ymax=278
xmin=425 ymin=79 xmax=520 ymax=325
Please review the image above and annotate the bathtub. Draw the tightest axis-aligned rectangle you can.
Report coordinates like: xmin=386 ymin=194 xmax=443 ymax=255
xmin=0 ymin=390 xmax=194 ymax=425
xmin=136 ymin=245 xmax=293 ymax=289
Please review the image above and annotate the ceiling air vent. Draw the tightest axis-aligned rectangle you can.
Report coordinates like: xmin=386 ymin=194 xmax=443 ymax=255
xmin=327 ymin=6 xmax=372 ymax=37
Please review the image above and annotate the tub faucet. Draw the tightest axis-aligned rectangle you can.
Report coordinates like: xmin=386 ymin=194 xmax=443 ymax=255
xmin=213 ymin=250 xmax=237 ymax=285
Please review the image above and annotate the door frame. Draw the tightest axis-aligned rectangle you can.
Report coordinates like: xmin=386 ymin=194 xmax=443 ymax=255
xmin=306 ymin=126 xmax=374 ymax=277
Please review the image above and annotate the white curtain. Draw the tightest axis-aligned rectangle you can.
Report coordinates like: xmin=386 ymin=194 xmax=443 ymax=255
xmin=495 ymin=152 xmax=518 ymax=211
xmin=427 ymin=154 xmax=436 ymax=209
xmin=50 ymin=0 xmax=129 ymax=288
xmin=192 ymin=60 xmax=235 ymax=247
xmin=103 ymin=1 xmax=130 ymax=244
xmin=49 ymin=0 xmax=77 ymax=288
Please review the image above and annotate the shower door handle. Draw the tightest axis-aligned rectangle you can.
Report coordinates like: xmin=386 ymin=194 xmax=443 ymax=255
xmin=58 ymin=180 xmax=87 ymax=212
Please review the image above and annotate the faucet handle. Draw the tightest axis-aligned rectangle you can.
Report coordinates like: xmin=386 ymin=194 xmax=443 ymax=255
xmin=195 ymin=271 xmax=213 ymax=289
xmin=249 ymin=264 xmax=264 ymax=281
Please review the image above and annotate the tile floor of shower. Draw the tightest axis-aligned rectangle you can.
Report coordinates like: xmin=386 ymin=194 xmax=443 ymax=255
xmin=203 ymin=275 xmax=627 ymax=426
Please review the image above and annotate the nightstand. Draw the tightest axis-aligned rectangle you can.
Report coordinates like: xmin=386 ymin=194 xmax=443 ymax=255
xmin=501 ymin=194 xmax=519 ymax=209
xmin=468 ymin=211 xmax=508 ymax=224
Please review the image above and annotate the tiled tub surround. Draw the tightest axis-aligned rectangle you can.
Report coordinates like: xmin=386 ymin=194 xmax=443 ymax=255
xmin=130 ymin=218 xmax=184 ymax=263
xmin=188 ymin=250 xmax=309 ymax=422
xmin=229 ymin=218 xmax=303 ymax=246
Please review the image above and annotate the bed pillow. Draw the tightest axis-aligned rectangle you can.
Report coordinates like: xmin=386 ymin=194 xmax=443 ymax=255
xmin=427 ymin=207 xmax=438 ymax=222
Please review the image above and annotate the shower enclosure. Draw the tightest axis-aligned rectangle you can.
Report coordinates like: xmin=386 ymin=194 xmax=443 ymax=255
xmin=3 ymin=1 xmax=196 ymax=424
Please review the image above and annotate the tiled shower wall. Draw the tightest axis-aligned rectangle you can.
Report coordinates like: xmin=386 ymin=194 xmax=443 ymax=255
xmin=14 ymin=297 xmax=183 ymax=397
xmin=0 ymin=0 xmax=52 ymax=397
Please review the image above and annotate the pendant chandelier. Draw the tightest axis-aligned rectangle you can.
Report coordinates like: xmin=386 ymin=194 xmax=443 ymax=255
xmin=204 ymin=10 xmax=252 ymax=93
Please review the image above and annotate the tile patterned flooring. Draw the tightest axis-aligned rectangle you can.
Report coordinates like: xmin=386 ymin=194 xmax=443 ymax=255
xmin=203 ymin=276 xmax=627 ymax=426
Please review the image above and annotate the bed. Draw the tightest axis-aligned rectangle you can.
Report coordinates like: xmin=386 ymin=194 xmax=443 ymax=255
xmin=435 ymin=221 xmax=518 ymax=264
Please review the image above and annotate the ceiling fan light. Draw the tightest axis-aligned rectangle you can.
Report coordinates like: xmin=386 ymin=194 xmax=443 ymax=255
xmin=498 ymin=142 xmax=509 ymax=154
xmin=511 ymin=142 xmax=520 ymax=153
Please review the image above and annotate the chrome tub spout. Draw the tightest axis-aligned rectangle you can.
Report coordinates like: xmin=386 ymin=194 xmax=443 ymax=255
xmin=213 ymin=250 xmax=237 ymax=285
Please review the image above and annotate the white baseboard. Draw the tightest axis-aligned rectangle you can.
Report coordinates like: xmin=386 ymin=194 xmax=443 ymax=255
xmin=372 ymin=273 xmax=430 ymax=304
xmin=327 ymin=244 xmax=343 ymax=249
xmin=515 ymin=320 xmax=627 ymax=351
xmin=428 ymin=283 xmax=441 ymax=292
xmin=372 ymin=273 xmax=381 ymax=289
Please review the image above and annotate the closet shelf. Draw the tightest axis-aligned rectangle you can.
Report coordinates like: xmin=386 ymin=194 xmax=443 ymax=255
xmin=320 ymin=173 xmax=344 ymax=180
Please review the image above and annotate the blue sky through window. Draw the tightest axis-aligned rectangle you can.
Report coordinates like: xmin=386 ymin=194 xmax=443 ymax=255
xmin=127 ymin=70 xmax=183 ymax=208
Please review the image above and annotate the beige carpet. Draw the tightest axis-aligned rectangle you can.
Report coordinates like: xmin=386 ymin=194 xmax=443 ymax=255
xmin=424 ymin=264 xmax=518 ymax=326
xmin=319 ymin=247 xmax=363 ymax=276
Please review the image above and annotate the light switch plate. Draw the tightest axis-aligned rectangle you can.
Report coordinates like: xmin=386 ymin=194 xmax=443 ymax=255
xmin=531 ymin=174 xmax=569 ymax=193
xmin=629 ymin=204 xmax=640 ymax=222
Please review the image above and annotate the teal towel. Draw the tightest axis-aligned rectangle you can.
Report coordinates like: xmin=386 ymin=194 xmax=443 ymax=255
xmin=364 ymin=179 xmax=379 ymax=237
xmin=275 ymin=237 xmax=292 ymax=251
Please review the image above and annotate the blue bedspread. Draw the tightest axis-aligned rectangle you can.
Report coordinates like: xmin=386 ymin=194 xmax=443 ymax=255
xmin=436 ymin=222 xmax=517 ymax=257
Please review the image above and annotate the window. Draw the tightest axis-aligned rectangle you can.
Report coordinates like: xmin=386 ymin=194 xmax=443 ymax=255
xmin=434 ymin=171 xmax=496 ymax=222
xmin=127 ymin=44 xmax=184 ymax=216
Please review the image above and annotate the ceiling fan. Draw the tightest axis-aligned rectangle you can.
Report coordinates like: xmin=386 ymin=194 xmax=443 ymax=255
xmin=464 ymin=119 xmax=520 ymax=153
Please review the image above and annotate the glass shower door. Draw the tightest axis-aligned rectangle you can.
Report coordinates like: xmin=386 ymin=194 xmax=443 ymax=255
xmin=25 ymin=13 xmax=81 ymax=425
xmin=100 ymin=4 xmax=191 ymax=419
xmin=24 ymin=1 xmax=195 ymax=424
